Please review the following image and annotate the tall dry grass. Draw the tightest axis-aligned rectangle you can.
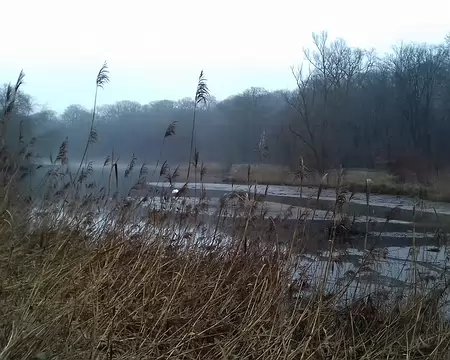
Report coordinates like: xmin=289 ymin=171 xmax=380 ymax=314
xmin=0 ymin=66 xmax=450 ymax=359
xmin=1 ymin=193 xmax=450 ymax=359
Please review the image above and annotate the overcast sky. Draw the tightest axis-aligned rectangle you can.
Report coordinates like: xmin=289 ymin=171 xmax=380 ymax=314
xmin=1 ymin=0 xmax=449 ymax=113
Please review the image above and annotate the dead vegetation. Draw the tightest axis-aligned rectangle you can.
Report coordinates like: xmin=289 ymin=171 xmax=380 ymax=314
xmin=221 ymin=163 xmax=450 ymax=202
xmin=1 ymin=66 xmax=450 ymax=359
xmin=2 ymin=224 xmax=450 ymax=359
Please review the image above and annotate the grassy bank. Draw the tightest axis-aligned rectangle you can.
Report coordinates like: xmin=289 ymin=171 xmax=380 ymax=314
xmin=1 ymin=190 xmax=450 ymax=359
xmin=225 ymin=164 xmax=450 ymax=202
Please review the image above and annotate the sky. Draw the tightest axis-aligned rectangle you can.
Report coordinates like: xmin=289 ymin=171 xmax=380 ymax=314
xmin=1 ymin=0 xmax=449 ymax=113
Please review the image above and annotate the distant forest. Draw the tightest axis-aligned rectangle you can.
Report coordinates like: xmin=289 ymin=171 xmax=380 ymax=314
xmin=3 ymin=32 xmax=450 ymax=181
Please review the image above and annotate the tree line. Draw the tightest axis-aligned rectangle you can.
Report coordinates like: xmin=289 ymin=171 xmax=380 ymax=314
xmin=3 ymin=32 xmax=450 ymax=184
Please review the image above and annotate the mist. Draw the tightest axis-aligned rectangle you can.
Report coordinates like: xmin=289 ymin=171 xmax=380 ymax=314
xmin=3 ymin=32 xmax=450 ymax=188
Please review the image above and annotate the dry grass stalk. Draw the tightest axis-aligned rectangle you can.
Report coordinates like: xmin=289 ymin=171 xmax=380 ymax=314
xmin=1 ymin=68 xmax=449 ymax=360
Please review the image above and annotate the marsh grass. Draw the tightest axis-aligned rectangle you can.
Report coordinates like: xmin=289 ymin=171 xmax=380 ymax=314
xmin=2 ymin=199 xmax=450 ymax=359
xmin=1 ymin=68 xmax=450 ymax=359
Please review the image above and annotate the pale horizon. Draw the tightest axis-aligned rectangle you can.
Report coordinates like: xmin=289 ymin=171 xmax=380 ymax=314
xmin=1 ymin=0 xmax=449 ymax=113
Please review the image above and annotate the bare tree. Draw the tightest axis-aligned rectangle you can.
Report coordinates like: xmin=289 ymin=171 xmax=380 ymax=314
xmin=286 ymin=32 xmax=375 ymax=172
xmin=387 ymin=43 xmax=450 ymax=165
